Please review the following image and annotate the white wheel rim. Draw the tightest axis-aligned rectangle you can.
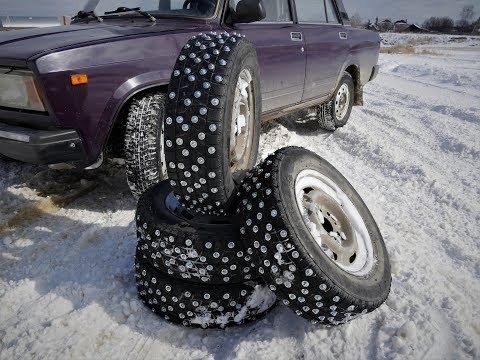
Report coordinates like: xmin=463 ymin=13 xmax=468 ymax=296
xmin=230 ymin=68 xmax=254 ymax=178
xmin=295 ymin=169 xmax=375 ymax=276
xmin=335 ymin=84 xmax=350 ymax=121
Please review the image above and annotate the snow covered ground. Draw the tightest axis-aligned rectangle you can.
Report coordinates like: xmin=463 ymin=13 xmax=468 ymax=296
xmin=1 ymin=34 xmax=479 ymax=359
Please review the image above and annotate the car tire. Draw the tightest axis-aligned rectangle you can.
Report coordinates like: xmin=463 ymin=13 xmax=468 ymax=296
xmin=135 ymin=251 xmax=276 ymax=329
xmin=317 ymin=72 xmax=354 ymax=131
xmin=235 ymin=146 xmax=391 ymax=325
xmin=124 ymin=92 xmax=167 ymax=197
xmin=164 ymin=32 xmax=261 ymax=215
xmin=136 ymin=180 xmax=255 ymax=284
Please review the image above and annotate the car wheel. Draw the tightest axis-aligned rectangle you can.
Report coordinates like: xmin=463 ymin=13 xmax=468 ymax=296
xmin=235 ymin=146 xmax=391 ymax=325
xmin=317 ymin=72 xmax=354 ymax=131
xmin=164 ymin=32 xmax=261 ymax=215
xmin=136 ymin=180 xmax=254 ymax=284
xmin=135 ymin=251 xmax=276 ymax=329
xmin=124 ymin=92 xmax=167 ymax=197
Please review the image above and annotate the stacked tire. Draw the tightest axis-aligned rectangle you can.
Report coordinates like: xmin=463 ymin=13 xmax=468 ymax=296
xmin=134 ymin=185 xmax=276 ymax=328
xmin=133 ymin=32 xmax=391 ymax=329
xmin=234 ymin=147 xmax=391 ymax=325
xmin=134 ymin=32 xmax=276 ymax=329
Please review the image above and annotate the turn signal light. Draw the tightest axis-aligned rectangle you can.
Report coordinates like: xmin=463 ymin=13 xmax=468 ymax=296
xmin=71 ymin=74 xmax=88 ymax=86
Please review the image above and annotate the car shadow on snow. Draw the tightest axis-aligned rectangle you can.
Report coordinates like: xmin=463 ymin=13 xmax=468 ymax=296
xmin=0 ymin=200 xmax=312 ymax=359
xmin=0 ymin=161 xmax=316 ymax=358
xmin=270 ymin=108 xmax=336 ymax=137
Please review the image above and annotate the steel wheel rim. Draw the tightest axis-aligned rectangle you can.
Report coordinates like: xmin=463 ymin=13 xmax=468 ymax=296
xmin=230 ymin=68 xmax=254 ymax=180
xmin=295 ymin=169 xmax=375 ymax=276
xmin=335 ymin=83 xmax=350 ymax=121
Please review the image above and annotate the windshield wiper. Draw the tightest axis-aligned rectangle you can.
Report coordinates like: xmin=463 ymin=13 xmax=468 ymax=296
xmin=104 ymin=7 xmax=156 ymax=22
xmin=73 ymin=10 xmax=103 ymax=23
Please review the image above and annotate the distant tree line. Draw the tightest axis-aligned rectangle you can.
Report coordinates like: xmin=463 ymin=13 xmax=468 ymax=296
xmin=422 ymin=17 xmax=454 ymax=32
xmin=351 ymin=4 xmax=479 ymax=34
xmin=422 ymin=5 xmax=477 ymax=33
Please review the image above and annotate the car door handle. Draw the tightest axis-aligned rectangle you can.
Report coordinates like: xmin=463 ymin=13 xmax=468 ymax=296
xmin=339 ymin=32 xmax=348 ymax=40
xmin=290 ymin=32 xmax=302 ymax=41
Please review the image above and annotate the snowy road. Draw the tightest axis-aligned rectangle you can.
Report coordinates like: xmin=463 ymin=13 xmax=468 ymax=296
xmin=1 ymin=36 xmax=479 ymax=359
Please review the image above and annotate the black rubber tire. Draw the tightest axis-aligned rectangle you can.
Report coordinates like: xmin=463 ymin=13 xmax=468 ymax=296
xmin=235 ymin=147 xmax=391 ymax=325
xmin=164 ymin=32 xmax=261 ymax=215
xmin=125 ymin=92 xmax=168 ymax=197
xmin=135 ymin=180 xmax=254 ymax=284
xmin=317 ymin=72 xmax=354 ymax=131
xmin=135 ymin=251 xmax=277 ymax=329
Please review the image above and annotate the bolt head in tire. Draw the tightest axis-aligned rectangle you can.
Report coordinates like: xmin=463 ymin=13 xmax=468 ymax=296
xmin=135 ymin=251 xmax=277 ymax=329
xmin=235 ymin=147 xmax=391 ymax=325
xmin=164 ymin=32 xmax=261 ymax=215
xmin=136 ymin=180 xmax=254 ymax=284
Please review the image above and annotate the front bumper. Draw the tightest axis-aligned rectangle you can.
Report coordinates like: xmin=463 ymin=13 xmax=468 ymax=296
xmin=369 ymin=65 xmax=380 ymax=81
xmin=0 ymin=122 xmax=85 ymax=164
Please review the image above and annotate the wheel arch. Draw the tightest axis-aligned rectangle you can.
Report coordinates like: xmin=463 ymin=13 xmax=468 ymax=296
xmin=343 ymin=64 xmax=363 ymax=106
xmin=104 ymin=81 xmax=169 ymax=158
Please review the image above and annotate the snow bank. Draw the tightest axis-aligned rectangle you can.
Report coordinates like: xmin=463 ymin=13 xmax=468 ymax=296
xmin=381 ymin=32 xmax=480 ymax=48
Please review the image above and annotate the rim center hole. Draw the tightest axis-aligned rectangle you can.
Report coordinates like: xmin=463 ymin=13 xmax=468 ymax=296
xmin=323 ymin=217 xmax=334 ymax=233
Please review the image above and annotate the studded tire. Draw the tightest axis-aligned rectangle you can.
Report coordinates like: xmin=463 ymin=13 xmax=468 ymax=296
xmin=125 ymin=92 xmax=168 ymax=197
xmin=235 ymin=146 xmax=391 ymax=325
xmin=317 ymin=72 xmax=354 ymax=131
xmin=135 ymin=251 xmax=276 ymax=329
xmin=136 ymin=180 xmax=254 ymax=284
xmin=164 ymin=32 xmax=261 ymax=215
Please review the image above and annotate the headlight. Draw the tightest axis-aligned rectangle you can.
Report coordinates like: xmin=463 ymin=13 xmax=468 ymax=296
xmin=0 ymin=67 xmax=46 ymax=112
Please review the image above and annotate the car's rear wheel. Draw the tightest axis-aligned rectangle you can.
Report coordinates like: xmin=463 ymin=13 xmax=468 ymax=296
xmin=124 ymin=92 xmax=168 ymax=197
xmin=317 ymin=72 xmax=354 ymax=131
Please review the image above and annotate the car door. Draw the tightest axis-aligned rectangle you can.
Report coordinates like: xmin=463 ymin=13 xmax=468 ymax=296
xmin=295 ymin=0 xmax=350 ymax=101
xmin=223 ymin=0 xmax=306 ymax=112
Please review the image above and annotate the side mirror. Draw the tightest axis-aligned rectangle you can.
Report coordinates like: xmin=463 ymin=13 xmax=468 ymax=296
xmin=231 ymin=0 xmax=266 ymax=24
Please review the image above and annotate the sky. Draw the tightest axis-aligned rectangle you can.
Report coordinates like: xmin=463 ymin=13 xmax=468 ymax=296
xmin=0 ymin=0 xmax=478 ymax=24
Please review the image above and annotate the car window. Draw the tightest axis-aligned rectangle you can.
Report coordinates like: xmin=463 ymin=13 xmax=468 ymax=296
xmin=325 ymin=0 xmax=340 ymax=23
xmin=259 ymin=0 xmax=292 ymax=22
xmin=295 ymin=0 xmax=327 ymax=23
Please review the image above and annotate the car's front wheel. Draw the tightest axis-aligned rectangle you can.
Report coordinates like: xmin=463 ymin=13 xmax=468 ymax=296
xmin=124 ymin=92 xmax=168 ymax=197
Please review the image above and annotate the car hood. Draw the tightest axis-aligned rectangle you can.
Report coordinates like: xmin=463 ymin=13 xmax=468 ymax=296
xmin=0 ymin=20 xmax=206 ymax=65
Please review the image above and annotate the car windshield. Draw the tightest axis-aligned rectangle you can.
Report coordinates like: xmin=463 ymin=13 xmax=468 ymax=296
xmin=84 ymin=0 xmax=218 ymax=18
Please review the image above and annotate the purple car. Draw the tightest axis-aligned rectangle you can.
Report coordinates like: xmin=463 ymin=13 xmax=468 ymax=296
xmin=0 ymin=0 xmax=379 ymax=195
